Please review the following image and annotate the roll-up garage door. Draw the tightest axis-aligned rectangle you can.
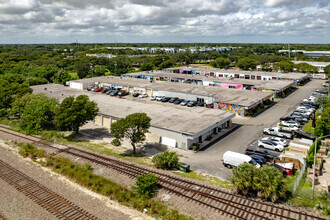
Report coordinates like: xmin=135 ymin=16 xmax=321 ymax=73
xmin=70 ymin=82 xmax=83 ymax=90
xmin=161 ymin=137 xmax=176 ymax=148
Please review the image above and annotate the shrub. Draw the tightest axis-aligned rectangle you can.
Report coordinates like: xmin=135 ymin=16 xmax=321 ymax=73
xmin=152 ymin=151 xmax=179 ymax=170
xmin=111 ymin=138 xmax=121 ymax=146
xmin=134 ymin=173 xmax=158 ymax=198
xmin=41 ymin=130 xmax=65 ymax=142
xmin=231 ymin=164 xmax=286 ymax=202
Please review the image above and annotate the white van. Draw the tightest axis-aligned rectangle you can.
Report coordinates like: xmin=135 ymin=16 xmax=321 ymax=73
xmin=222 ymin=151 xmax=260 ymax=168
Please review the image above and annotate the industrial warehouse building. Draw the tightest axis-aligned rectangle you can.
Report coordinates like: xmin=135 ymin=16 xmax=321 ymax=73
xmin=32 ymin=84 xmax=236 ymax=150
xmin=122 ymin=71 xmax=295 ymax=96
xmin=68 ymin=76 xmax=273 ymax=116
xmin=163 ymin=66 xmax=309 ymax=83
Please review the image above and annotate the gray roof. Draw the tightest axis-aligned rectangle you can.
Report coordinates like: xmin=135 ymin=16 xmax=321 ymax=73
xmin=124 ymin=71 xmax=294 ymax=91
xmin=165 ymin=66 xmax=308 ymax=80
xmin=31 ymin=84 xmax=235 ymax=135
xmin=70 ymin=76 xmax=273 ymax=107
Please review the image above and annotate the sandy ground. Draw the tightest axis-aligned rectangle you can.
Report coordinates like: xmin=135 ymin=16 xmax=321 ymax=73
xmin=0 ymin=139 xmax=154 ymax=220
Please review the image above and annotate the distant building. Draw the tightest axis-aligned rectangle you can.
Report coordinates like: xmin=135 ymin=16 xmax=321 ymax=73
xmin=86 ymin=54 xmax=117 ymax=58
xmin=279 ymin=50 xmax=330 ymax=57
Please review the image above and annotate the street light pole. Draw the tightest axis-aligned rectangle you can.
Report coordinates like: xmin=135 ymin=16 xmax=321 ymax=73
xmin=312 ymin=134 xmax=330 ymax=198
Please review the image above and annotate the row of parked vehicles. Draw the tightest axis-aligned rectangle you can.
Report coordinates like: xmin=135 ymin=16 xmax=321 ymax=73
xmin=263 ymin=90 xmax=321 ymax=139
xmin=87 ymin=87 xmax=130 ymax=97
xmin=150 ymin=96 xmax=214 ymax=108
xmin=223 ymin=88 xmax=324 ymax=175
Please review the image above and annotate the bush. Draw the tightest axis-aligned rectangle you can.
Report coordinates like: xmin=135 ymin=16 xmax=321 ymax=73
xmin=134 ymin=173 xmax=158 ymax=198
xmin=111 ymin=138 xmax=121 ymax=146
xmin=231 ymin=164 xmax=286 ymax=202
xmin=152 ymin=151 xmax=179 ymax=170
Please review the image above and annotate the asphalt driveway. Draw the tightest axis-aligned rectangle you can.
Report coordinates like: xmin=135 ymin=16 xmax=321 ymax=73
xmin=173 ymin=79 xmax=325 ymax=181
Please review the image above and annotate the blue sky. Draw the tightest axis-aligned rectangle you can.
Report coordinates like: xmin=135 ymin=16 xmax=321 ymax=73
xmin=0 ymin=0 xmax=329 ymax=44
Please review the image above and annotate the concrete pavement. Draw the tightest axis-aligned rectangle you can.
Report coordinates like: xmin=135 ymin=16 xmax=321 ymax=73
xmin=172 ymin=79 xmax=325 ymax=181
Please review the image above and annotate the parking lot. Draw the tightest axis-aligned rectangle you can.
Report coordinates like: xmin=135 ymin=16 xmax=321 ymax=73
xmin=172 ymin=79 xmax=326 ymax=181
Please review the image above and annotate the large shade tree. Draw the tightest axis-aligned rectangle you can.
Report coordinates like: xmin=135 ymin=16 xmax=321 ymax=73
xmin=111 ymin=113 xmax=151 ymax=154
xmin=17 ymin=94 xmax=58 ymax=134
xmin=55 ymin=95 xmax=99 ymax=134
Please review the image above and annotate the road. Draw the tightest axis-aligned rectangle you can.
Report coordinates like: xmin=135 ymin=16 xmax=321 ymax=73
xmin=174 ymin=79 xmax=325 ymax=180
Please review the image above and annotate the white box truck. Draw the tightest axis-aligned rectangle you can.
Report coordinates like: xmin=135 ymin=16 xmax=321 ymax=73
xmin=222 ymin=151 xmax=260 ymax=169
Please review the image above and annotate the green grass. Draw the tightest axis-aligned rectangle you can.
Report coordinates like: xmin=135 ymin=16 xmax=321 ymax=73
xmin=174 ymin=170 xmax=232 ymax=189
xmin=303 ymin=120 xmax=315 ymax=134
xmin=0 ymin=118 xmax=21 ymax=132
xmin=40 ymin=130 xmax=154 ymax=166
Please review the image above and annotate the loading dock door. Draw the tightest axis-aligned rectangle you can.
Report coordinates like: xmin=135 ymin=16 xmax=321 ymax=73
xmin=161 ymin=137 xmax=176 ymax=148
xmin=70 ymin=82 xmax=83 ymax=90
xmin=146 ymin=89 xmax=152 ymax=97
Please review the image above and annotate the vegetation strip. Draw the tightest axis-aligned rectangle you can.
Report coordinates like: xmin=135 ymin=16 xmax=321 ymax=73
xmin=16 ymin=143 xmax=192 ymax=220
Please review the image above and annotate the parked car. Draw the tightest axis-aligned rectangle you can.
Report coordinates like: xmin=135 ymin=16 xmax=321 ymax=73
xmin=101 ymin=88 xmax=109 ymax=93
xmin=187 ymin=100 xmax=197 ymax=107
xmin=258 ymin=140 xmax=284 ymax=152
xmin=206 ymin=103 xmax=214 ymax=108
xmin=106 ymin=89 xmax=112 ymax=95
xmin=245 ymin=146 xmax=278 ymax=162
xmin=277 ymin=123 xmax=299 ymax=132
xmin=90 ymin=87 xmax=98 ymax=91
xmin=292 ymin=110 xmax=311 ymax=117
xmin=150 ymin=96 xmax=157 ymax=101
xmin=132 ymin=92 xmax=140 ymax=97
xmin=261 ymin=137 xmax=288 ymax=146
xmin=173 ymin=99 xmax=184 ymax=105
xmin=296 ymin=106 xmax=314 ymax=112
xmin=169 ymin=97 xmax=179 ymax=103
xmin=110 ymin=90 xmax=119 ymax=96
xmin=156 ymin=96 xmax=165 ymax=101
xmin=263 ymin=127 xmax=293 ymax=139
xmin=281 ymin=116 xmax=308 ymax=123
xmin=300 ymin=101 xmax=318 ymax=108
xmin=87 ymin=86 xmax=94 ymax=91
xmin=196 ymin=102 xmax=205 ymax=107
xmin=118 ymin=91 xmax=129 ymax=96
xmin=94 ymin=88 xmax=103 ymax=92
xmin=138 ymin=93 xmax=148 ymax=98
xmin=280 ymin=120 xmax=300 ymax=128
xmin=180 ymin=100 xmax=189 ymax=106
xmin=322 ymin=80 xmax=330 ymax=87
xmin=250 ymin=155 xmax=266 ymax=165
xmin=161 ymin=97 xmax=171 ymax=102
xmin=222 ymin=151 xmax=260 ymax=169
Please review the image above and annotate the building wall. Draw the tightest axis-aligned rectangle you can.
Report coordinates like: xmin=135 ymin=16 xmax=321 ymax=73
xmin=93 ymin=113 xmax=233 ymax=150
xmin=218 ymin=103 xmax=245 ymax=116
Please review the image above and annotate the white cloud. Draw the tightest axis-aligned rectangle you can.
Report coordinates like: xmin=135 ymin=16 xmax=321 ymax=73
xmin=0 ymin=0 xmax=328 ymax=43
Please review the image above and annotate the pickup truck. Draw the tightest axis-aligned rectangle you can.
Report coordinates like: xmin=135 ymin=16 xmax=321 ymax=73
xmin=263 ymin=127 xmax=293 ymax=139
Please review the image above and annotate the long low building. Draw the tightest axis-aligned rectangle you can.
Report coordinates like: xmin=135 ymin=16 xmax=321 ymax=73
xmin=32 ymin=84 xmax=236 ymax=150
xmin=163 ymin=66 xmax=309 ymax=83
xmin=122 ymin=71 xmax=295 ymax=95
xmin=68 ymin=76 xmax=273 ymax=116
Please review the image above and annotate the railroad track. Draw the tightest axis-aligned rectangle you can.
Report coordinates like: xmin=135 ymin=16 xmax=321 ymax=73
xmin=0 ymin=125 xmax=327 ymax=220
xmin=0 ymin=159 xmax=97 ymax=220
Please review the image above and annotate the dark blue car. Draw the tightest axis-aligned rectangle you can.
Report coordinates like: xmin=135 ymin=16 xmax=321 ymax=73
xmin=250 ymin=155 xmax=266 ymax=165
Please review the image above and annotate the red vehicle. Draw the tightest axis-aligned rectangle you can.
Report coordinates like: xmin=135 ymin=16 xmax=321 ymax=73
xmin=94 ymin=88 xmax=103 ymax=92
